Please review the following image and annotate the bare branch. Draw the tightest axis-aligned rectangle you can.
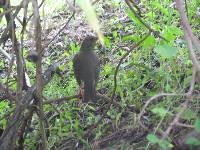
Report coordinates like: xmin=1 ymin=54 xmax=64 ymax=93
xmin=175 ymin=0 xmax=200 ymax=54
xmin=138 ymin=93 xmax=180 ymax=129
xmin=125 ymin=0 xmax=168 ymax=41
xmin=0 ymin=64 xmax=58 ymax=149
xmin=31 ymin=0 xmax=47 ymax=149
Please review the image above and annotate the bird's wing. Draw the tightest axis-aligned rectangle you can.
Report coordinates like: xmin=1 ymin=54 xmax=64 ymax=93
xmin=73 ymin=53 xmax=81 ymax=85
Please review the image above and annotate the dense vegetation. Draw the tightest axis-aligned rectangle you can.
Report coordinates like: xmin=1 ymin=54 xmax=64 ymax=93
xmin=0 ymin=0 xmax=200 ymax=149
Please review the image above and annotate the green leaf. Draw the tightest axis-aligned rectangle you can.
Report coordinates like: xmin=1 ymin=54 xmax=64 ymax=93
xmin=115 ymin=112 xmax=122 ymax=127
xmin=58 ymin=65 xmax=65 ymax=71
xmin=195 ymin=119 xmax=200 ymax=133
xmin=122 ymin=35 xmax=140 ymax=42
xmin=147 ymin=134 xmax=159 ymax=144
xmin=103 ymin=64 xmax=112 ymax=74
xmin=104 ymin=36 xmax=111 ymax=48
xmin=112 ymin=30 xmax=118 ymax=38
xmin=155 ymin=44 xmax=178 ymax=59
xmin=26 ymin=61 xmax=35 ymax=70
xmin=66 ymin=112 xmax=72 ymax=120
xmin=153 ymin=2 xmax=169 ymax=16
xmin=126 ymin=9 xmax=144 ymax=27
xmin=63 ymin=51 xmax=70 ymax=57
xmin=165 ymin=84 xmax=172 ymax=92
xmin=142 ymin=35 xmax=156 ymax=48
xmin=159 ymin=139 xmax=173 ymax=149
xmin=182 ymin=109 xmax=197 ymax=120
xmin=151 ymin=107 xmax=169 ymax=117
xmin=70 ymin=42 xmax=79 ymax=52
xmin=0 ymin=101 xmax=7 ymax=109
xmin=74 ymin=119 xmax=79 ymax=130
xmin=87 ymin=105 xmax=96 ymax=111
xmin=183 ymin=75 xmax=192 ymax=88
xmin=167 ymin=26 xmax=183 ymax=36
xmin=162 ymin=26 xmax=183 ymax=41
xmin=186 ymin=137 xmax=200 ymax=146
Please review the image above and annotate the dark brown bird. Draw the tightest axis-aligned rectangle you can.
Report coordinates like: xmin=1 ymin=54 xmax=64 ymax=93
xmin=73 ymin=36 xmax=100 ymax=103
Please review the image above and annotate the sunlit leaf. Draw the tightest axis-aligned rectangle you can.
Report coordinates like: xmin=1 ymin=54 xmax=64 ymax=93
xmin=152 ymin=2 xmax=169 ymax=16
xmin=151 ymin=107 xmax=169 ymax=117
xmin=195 ymin=119 xmax=200 ymax=133
xmin=70 ymin=42 xmax=79 ymax=52
xmin=126 ymin=9 xmax=144 ymax=27
xmin=155 ymin=44 xmax=178 ymax=59
xmin=63 ymin=51 xmax=70 ymax=57
xmin=122 ymin=35 xmax=140 ymax=41
xmin=186 ymin=137 xmax=200 ymax=146
xmin=147 ymin=134 xmax=159 ymax=143
xmin=115 ymin=112 xmax=122 ymax=127
xmin=104 ymin=36 xmax=111 ymax=48
xmin=58 ymin=65 xmax=65 ymax=71
xmin=159 ymin=139 xmax=173 ymax=149
xmin=0 ymin=101 xmax=9 ymax=112
xmin=143 ymin=35 xmax=156 ymax=48
xmin=182 ymin=109 xmax=197 ymax=120
xmin=112 ymin=30 xmax=118 ymax=38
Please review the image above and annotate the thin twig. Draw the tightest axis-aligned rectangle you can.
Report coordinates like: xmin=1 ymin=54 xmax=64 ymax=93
xmin=176 ymin=122 xmax=194 ymax=128
xmin=138 ymin=93 xmax=180 ymax=129
xmin=175 ymin=0 xmax=200 ymax=54
xmin=125 ymin=0 xmax=168 ymax=42
xmin=43 ymin=95 xmax=79 ymax=105
xmin=44 ymin=12 xmax=75 ymax=48
xmin=31 ymin=0 xmax=47 ymax=149
xmin=161 ymin=65 xmax=197 ymax=139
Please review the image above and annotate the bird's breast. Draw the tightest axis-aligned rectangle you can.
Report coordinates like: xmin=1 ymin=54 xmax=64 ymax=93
xmin=78 ymin=53 xmax=97 ymax=80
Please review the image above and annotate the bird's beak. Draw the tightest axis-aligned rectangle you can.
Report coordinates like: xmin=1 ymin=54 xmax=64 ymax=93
xmin=94 ymin=36 xmax=98 ymax=41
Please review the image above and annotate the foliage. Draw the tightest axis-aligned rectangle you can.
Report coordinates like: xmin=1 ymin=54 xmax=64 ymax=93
xmin=0 ymin=0 xmax=200 ymax=149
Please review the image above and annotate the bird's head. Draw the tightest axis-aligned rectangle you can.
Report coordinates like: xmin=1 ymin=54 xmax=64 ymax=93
xmin=80 ymin=36 xmax=98 ymax=52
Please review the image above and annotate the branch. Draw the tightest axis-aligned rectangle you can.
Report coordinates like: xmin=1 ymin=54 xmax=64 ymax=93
xmin=125 ymin=0 xmax=168 ymax=41
xmin=175 ymin=0 xmax=200 ymax=54
xmin=0 ymin=48 xmax=31 ymax=87
xmin=43 ymin=93 xmax=122 ymax=109
xmin=138 ymin=93 xmax=183 ymax=129
xmin=162 ymin=96 xmax=192 ymax=140
xmin=43 ymin=95 xmax=79 ymax=105
xmin=0 ymin=1 xmax=23 ymax=45
xmin=0 ymin=64 xmax=58 ymax=148
xmin=161 ymin=65 xmax=197 ymax=139
xmin=0 ymin=83 xmax=16 ymax=102
xmin=44 ymin=12 xmax=75 ymax=48
xmin=31 ymin=0 xmax=47 ymax=148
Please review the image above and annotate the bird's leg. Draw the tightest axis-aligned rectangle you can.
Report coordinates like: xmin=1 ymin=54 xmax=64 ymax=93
xmin=78 ymin=81 xmax=84 ymax=104
xmin=80 ymin=81 xmax=85 ymax=98
xmin=80 ymin=87 xmax=84 ymax=99
xmin=78 ymin=89 xmax=83 ymax=99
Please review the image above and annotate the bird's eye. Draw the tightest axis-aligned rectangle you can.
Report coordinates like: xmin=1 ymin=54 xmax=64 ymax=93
xmin=91 ymin=37 xmax=97 ymax=41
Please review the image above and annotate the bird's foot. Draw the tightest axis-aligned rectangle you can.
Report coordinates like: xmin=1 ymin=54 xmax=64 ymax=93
xmin=77 ymin=88 xmax=84 ymax=106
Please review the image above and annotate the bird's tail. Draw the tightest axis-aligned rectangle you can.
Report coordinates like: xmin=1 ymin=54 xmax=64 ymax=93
xmin=83 ymin=80 xmax=96 ymax=103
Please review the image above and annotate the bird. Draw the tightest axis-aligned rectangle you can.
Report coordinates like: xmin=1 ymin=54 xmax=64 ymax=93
xmin=73 ymin=36 xmax=100 ymax=103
